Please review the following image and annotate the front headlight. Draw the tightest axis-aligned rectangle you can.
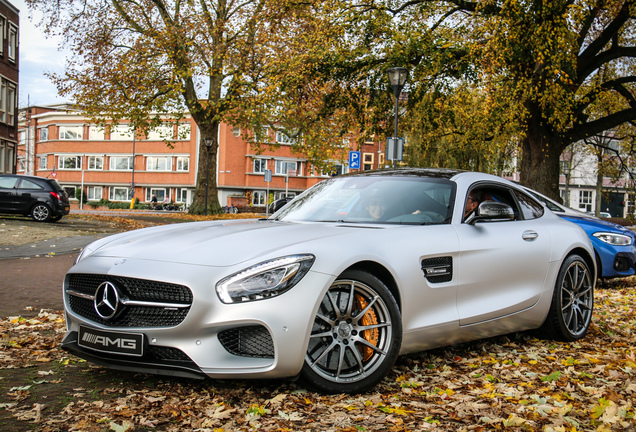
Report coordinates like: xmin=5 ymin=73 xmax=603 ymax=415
xmin=593 ymin=232 xmax=633 ymax=246
xmin=216 ymin=254 xmax=315 ymax=303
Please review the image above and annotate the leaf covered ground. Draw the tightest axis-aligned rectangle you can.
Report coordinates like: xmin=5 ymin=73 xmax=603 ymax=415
xmin=0 ymin=278 xmax=634 ymax=431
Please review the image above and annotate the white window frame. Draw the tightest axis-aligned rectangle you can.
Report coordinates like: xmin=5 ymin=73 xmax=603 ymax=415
xmin=253 ymin=158 xmax=267 ymax=174
xmin=146 ymin=188 xmax=167 ymax=202
xmin=146 ymin=156 xmax=172 ymax=171
xmin=176 ymin=156 xmax=189 ymax=172
xmin=64 ymin=186 xmax=77 ymax=200
xmin=147 ymin=125 xmax=174 ymax=140
xmin=275 ymin=160 xmax=297 ymax=175
xmin=176 ymin=188 xmax=190 ymax=203
xmin=177 ymin=123 xmax=191 ymax=140
xmin=0 ymin=17 xmax=5 ymax=57
xmin=89 ymin=125 xmax=105 ymax=140
xmin=6 ymin=83 xmax=14 ymax=126
xmin=39 ymin=156 xmax=47 ymax=170
xmin=39 ymin=127 xmax=49 ymax=141
xmin=17 ymin=157 xmax=25 ymax=172
xmin=8 ymin=24 xmax=17 ymax=62
xmin=110 ymin=186 xmax=133 ymax=201
xmin=88 ymin=156 xmax=104 ymax=170
xmin=579 ymin=190 xmax=593 ymax=212
xmin=276 ymin=130 xmax=293 ymax=144
xmin=87 ymin=186 xmax=103 ymax=201
xmin=109 ymin=156 xmax=133 ymax=170
xmin=58 ymin=155 xmax=82 ymax=170
xmin=110 ymin=125 xmax=134 ymax=140
xmin=252 ymin=190 xmax=266 ymax=206
xmin=59 ymin=126 xmax=84 ymax=140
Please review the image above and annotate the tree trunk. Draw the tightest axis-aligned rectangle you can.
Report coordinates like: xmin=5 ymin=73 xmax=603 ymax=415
xmin=518 ymin=115 xmax=564 ymax=200
xmin=189 ymin=122 xmax=222 ymax=215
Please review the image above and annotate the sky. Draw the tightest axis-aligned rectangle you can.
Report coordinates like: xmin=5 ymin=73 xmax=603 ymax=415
xmin=14 ymin=0 xmax=67 ymax=107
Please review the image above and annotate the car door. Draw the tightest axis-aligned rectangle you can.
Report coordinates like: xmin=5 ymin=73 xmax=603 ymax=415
xmin=455 ymin=185 xmax=552 ymax=326
xmin=0 ymin=176 xmax=20 ymax=211
xmin=14 ymin=178 xmax=46 ymax=213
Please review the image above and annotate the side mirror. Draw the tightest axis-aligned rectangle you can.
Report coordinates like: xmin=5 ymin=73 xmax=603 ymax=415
xmin=466 ymin=201 xmax=515 ymax=225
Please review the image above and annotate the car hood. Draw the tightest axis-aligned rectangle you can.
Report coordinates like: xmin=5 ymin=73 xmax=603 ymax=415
xmin=81 ymin=219 xmax=374 ymax=266
xmin=559 ymin=215 xmax=634 ymax=236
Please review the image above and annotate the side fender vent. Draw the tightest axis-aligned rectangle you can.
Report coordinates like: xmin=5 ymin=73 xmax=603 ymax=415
xmin=421 ymin=256 xmax=453 ymax=283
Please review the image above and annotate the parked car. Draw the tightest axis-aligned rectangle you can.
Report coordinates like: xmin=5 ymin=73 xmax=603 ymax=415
xmin=524 ymin=188 xmax=635 ymax=279
xmin=62 ymin=169 xmax=595 ymax=394
xmin=0 ymin=174 xmax=70 ymax=222
xmin=268 ymin=195 xmax=295 ymax=213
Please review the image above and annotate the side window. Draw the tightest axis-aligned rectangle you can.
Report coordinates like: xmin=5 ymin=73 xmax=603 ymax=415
xmin=465 ymin=185 xmax=520 ymax=222
xmin=19 ymin=179 xmax=45 ymax=190
xmin=0 ymin=177 xmax=18 ymax=188
xmin=513 ymin=189 xmax=544 ymax=220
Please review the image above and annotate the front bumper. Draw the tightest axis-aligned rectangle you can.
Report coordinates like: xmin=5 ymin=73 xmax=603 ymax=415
xmin=63 ymin=256 xmax=334 ymax=379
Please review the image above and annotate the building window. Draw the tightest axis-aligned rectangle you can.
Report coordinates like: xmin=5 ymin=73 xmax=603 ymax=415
xmin=276 ymin=131 xmax=293 ymax=144
xmin=176 ymin=188 xmax=190 ymax=203
xmin=177 ymin=123 xmax=191 ymax=140
xmin=323 ymin=163 xmax=348 ymax=177
xmin=252 ymin=190 xmax=266 ymax=206
xmin=110 ymin=156 xmax=133 ymax=170
xmin=253 ymin=158 xmax=267 ymax=173
xmin=110 ymin=187 xmax=132 ymax=201
xmin=0 ymin=18 xmax=4 ymax=56
xmin=363 ymin=153 xmax=374 ymax=170
xmin=379 ymin=154 xmax=385 ymax=166
xmin=232 ymin=127 xmax=241 ymax=137
xmin=146 ymin=156 xmax=172 ymax=171
xmin=274 ymin=191 xmax=294 ymax=200
xmin=146 ymin=188 xmax=167 ymax=202
xmin=89 ymin=125 xmax=105 ymax=140
xmin=8 ymin=25 xmax=17 ymax=62
xmin=39 ymin=127 xmax=49 ymax=141
xmin=579 ymin=190 xmax=593 ymax=212
xmin=87 ymin=186 xmax=103 ymax=201
xmin=147 ymin=126 xmax=173 ymax=140
xmin=110 ymin=125 xmax=134 ymax=140
xmin=18 ymin=130 xmax=26 ymax=145
xmin=17 ymin=157 xmax=25 ymax=172
xmin=176 ymin=156 xmax=189 ymax=172
xmin=88 ymin=156 xmax=104 ymax=170
xmin=58 ymin=155 xmax=82 ymax=170
xmin=64 ymin=186 xmax=77 ymax=200
xmin=275 ymin=160 xmax=297 ymax=175
xmin=39 ymin=156 xmax=47 ymax=170
xmin=59 ymin=126 xmax=84 ymax=140
xmin=6 ymin=84 xmax=14 ymax=125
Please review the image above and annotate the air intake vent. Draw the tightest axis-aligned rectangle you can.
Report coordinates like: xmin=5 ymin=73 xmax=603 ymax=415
xmin=421 ymin=256 xmax=453 ymax=283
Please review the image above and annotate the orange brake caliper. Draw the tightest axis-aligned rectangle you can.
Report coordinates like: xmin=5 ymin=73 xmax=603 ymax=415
xmin=355 ymin=294 xmax=379 ymax=361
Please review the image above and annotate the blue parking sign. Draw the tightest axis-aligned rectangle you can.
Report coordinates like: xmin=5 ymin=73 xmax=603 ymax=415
xmin=349 ymin=151 xmax=361 ymax=169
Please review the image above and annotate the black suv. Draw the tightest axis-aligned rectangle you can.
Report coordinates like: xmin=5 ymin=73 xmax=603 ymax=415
xmin=0 ymin=174 xmax=70 ymax=222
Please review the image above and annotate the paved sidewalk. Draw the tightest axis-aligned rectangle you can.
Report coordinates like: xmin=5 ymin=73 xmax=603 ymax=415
xmin=0 ymin=234 xmax=106 ymax=260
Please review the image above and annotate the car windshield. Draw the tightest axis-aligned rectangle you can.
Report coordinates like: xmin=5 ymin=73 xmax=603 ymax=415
xmin=273 ymin=175 xmax=455 ymax=225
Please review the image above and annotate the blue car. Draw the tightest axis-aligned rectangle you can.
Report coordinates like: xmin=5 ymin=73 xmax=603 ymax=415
xmin=525 ymin=188 xmax=636 ymax=279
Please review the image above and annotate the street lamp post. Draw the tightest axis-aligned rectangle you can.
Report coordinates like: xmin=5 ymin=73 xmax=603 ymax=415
xmin=204 ymin=138 xmax=214 ymax=216
xmin=387 ymin=67 xmax=409 ymax=168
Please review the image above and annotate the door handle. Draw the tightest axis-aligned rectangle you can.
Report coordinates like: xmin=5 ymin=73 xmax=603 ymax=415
xmin=522 ymin=230 xmax=538 ymax=241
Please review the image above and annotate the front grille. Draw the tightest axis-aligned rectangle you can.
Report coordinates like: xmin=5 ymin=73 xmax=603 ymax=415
xmin=67 ymin=273 xmax=192 ymax=328
xmin=218 ymin=326 xmax=275 ymax=358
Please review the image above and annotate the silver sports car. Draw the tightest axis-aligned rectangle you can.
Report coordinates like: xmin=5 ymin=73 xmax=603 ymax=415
xmin=62 ymin=169 xmax=596 ymax=394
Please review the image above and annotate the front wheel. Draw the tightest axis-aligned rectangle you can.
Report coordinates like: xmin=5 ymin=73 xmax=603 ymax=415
xmin=301 ymin=270 xmax=402 ymax=394
xmin=539 ymin=254 xmax=594 ymax=341
xmin=31 ymin=203 xmax=52 ymax=222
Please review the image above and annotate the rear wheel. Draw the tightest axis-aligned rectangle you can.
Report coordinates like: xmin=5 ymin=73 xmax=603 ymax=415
xmin=31 ymin=203 xmax=52 ymax=222
xmin=301 ymin=270 xmax=402 ymax=394
xmin=539 ymin=254 xmax=593 ymax=341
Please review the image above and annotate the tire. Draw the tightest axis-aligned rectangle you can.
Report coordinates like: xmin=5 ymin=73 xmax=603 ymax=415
xmin=301 ymin=270 xmax=402 ymax=394
xmin=31 ymin=203 xmax=52 ymax=222
xmin=539 ymin=254 xmax=594 ymax=341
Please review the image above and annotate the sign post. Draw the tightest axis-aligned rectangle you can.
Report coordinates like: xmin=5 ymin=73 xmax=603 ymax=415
xmin=264 ymin=169 xmax=272 ymax=217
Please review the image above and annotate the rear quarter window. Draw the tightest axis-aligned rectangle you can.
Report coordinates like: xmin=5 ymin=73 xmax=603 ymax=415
xmin=19 ymin=179 xmax=45 ymax=190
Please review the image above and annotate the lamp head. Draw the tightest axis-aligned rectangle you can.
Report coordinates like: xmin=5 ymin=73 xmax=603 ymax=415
xmin=204 ymin=138 xmax=214 ymax=149
xmin=387 ymin=67 xmax=409 ymax=97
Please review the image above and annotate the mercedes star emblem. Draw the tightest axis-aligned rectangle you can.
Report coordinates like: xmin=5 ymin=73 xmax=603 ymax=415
xmin=94 ymin=281 xmax=121 ymax=320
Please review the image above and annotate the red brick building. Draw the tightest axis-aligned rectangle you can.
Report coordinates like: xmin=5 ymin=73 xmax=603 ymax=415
xmin=18 ymin=104 xmax=385 ymax=208
xmin=0 ymin=0 xmax=18 ymax=174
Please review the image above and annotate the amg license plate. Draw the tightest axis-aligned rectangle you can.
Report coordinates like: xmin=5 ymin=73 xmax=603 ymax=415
xmin=78 ymin=326 xmax=144 ymax=356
